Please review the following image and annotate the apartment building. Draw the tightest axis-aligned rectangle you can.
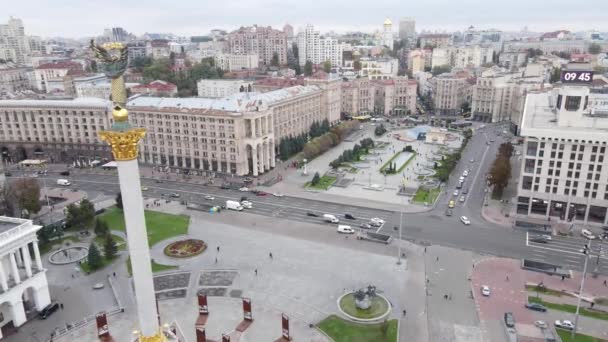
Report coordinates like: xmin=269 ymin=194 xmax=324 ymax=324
xmin=343 ymin=57 xmax=399 ymax=80
xmin=433 ymin=72 xmax=470 ymax=116
xmin=297 ymin=25 xmax=344 ymax=67
xmin=399 ymin=18 xmax=416 ymax=41
xmin=419 ymin=34 xmax=452 ymax=48
xmin=517 ymin=85 xmax=608 ymax=226
xmin=0 ymin=98 xmax=113 ymax=162
xmin=0 ymin=17 xmax=30 ymax=65
xmin=431 ymin=45 xmax=494 ymax=69
xmin=227 ymin=25 xmax=287 ymax=66
xmin=498 ymin=51 xmax=527 ymax=69
xmin=197 ymin=79 xmax=253 ymax=98
xmin=408 ymin=49 xmax=427 ymax=73
xmin=373 ymin=77 xmax=417 ymax=115
xmin=0 ymin=62 xmax=32 ymax=94
xmin=213 ymin=53 xmax=259 ymax=71
xmin=33 ymin=61 xmax=83 ymax=92
xmin=146 ymin=40 xmax=171 ymax=59
xmin=131 ymin=80 xmax=178 ymax=97
xmin=341 ymin=78 xmax=375 ymax=115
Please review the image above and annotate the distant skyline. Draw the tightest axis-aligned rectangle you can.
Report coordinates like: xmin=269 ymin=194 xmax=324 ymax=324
xmin=6 ymin=0 xmax=608 ymax=38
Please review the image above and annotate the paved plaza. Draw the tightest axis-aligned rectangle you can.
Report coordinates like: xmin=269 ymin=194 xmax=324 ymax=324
xmin=268 ymin=123 xmax=463 ymax=209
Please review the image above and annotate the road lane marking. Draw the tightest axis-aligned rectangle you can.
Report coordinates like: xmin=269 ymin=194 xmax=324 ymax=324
xmin=463 ymin=143 xmax=490 ymax=207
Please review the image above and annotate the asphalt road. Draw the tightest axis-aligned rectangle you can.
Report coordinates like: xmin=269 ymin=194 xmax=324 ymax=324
xmin=7 ymin=123 xmax=607 ymax=276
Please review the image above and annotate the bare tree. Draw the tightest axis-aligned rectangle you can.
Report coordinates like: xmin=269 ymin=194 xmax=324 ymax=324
xmin=6 ymin=178 xmax=41 ymax=218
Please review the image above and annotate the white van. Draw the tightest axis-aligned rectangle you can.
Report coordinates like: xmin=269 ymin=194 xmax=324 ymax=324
xmin=226 ymin=200 xmax=243 ymax=211
xmin=323 ymin=214 xmax=339 ymax=224
xmin=57 ymin=179 xmax=71 ymax=186
xmin=581 ymin=229 xmax=596 ymax=240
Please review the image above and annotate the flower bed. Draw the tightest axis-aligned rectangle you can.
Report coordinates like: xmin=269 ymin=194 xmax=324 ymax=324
xmin=163 ymin=239 xmax=206 ymax=258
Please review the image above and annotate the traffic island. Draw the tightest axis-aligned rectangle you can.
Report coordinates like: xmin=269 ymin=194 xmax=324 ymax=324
xmin=318 ymin=315 xmax=398 ymax=342
xmin=337 ymin=286 xmax=392 ymax=322
xmin=163 ymin=239 xmax=206 ymax=258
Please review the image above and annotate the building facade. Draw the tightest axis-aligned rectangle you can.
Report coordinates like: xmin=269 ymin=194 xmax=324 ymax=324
xmin=0 ymin=216 xmax=51 ymax=339
xmin=0 ymin=98 xmax=113 ymax=163
xmin=433 ymin=73 xmax=469 ymax=116
xmin=213 ymin=53 xmax=259 ymax=71
xmin=517 ymin=85 xmax=608 ymax=226
xmin=341 ymin=78 xmax=375 ymax=115
xmin=131 ymin=80 xmax=178 ymax=97
xmin=197 ymin=79 xmax=253 ymax=98
xmin=419 ymin=34 xmax=452 ymax=48
xmin=33 ymin=61 xmax=83 ymax=92
xmin=381 ymin=18 xmax=394 ymax=50
xmin=398 ymin=18 xmax=416 ymax=41
xmin=0 ymin=62 xmax=32 ymax=94
xmin=227 ymin=25 xmax=287 ymax=66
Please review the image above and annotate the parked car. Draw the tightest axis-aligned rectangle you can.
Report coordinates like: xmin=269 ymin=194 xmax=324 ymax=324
xmin=581 ymin=229 xmax=596 ymax=240
xmin=525 ymin=303 xmax=547 ymax=312
xmin=445 ymin=209 xmax=453 ymax=216
xmin=534 ymin=320 xmax=548 ymax=329
xmin=460 ymin=216 xmax=471 ymax=225
xmin=462 ymin=188 xmax=469 ymax=195
xmin=39 ymin=303 xmax=60 ymax=319
xmin=504 ymin=312 xmax=515 ymax=328
xmin=337 ymin=225 xmax=355 ymax=234
xmin=554 ymin=320 xmax=574 ymax=330
xmin=459 ymin=196 xmax=465 ymax=203
xmin=453 ymin=190 xmax=459 ymax=196
xmin=344 ymin=213 xmax=356 ymax=220
xmin=360 ymin=223 xmax=372 ymax=229
xmin=307 ymin=212 xmax=319 ymax=217
xmin=481 ymin=285 xmax=491 ymax=296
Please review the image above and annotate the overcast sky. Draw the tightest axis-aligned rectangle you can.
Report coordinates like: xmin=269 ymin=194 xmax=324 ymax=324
xmin=7 ymin=0 xmax=608 ymax=38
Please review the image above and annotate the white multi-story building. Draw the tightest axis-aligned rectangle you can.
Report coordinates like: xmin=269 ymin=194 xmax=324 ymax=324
xmin=432 ymin=45 xmax=494 ymax=69
xmin=419 ymin=34 xmax=452 ymax=49
xmin=227 ymin=25 xmax=287 ymax=66
xmin=408 ymin=49 xmax=427 ymax=73
xmin=381 ymin=18 xmax=394 ymax=50
xmin=343 ymin=57 xmax=398 ymax=80
xmin=33 ymin=61 xmax=83 ymax=92
xmin=297 ymin=25 xmax=344 ymax=67
xmin=213 ymin=53 xmax=259 ymax=72
xmin=498 ymin=51 xmax=528 ymax=69
xmin=517 ymin=85 xmax=608 ymax=225
xmin=433 ymin=72 xmax=470 ymax=116
xmin=197 ymin=79 xmax=253 ymax=98
xmin=374 ymin=77 xmax=417 ymax=115
xmin=0 ymin=216 xmax=51 ymax=338
xmin=0 ymin=17 xmax=30 ymax=65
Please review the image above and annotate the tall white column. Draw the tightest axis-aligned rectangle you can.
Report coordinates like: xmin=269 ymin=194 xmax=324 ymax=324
xmin=33 ymin=286 xmax=51 ymax=311
xmin=11 ymin=300 xmax=26 ymax=326
xmin=250 ymin=119 xmax=256 ymax=139
xmin=9 ymin=252 xmax=20 ymax=285
xmin=252 ymin=147 xmax=259 ymax=176
xmin=0 ymin=262 xmax=8 ymax=291
xmin=117 ymin=158 xmax=159 ymax=336
xmin=32 ymin=241 xmax=43 ymax=271
xmin=270 ymin=141 xmax=276 ymax=168
xmin=21 ymin=245 xmax=32 ymax=278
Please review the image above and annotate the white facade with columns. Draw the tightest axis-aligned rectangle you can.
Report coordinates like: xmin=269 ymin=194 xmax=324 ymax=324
xmin=0 ymin=216 xmax=50 ymax=339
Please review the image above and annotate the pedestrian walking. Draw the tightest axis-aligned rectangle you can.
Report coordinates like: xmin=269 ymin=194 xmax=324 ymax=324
xmin=436 ymin=256 xmax=439 ymax=261
xmin=113 ymin=272 xmax=116 ymax=277
xmin=424 ymin=247 xmax=427 ymax=253
xmin=255 ymin=269 xmax=258 ymax=276
xmin=505 ymin=275 xmax=509 ymax=281
xmin=269 ymin=252 xmax=273 ymax=259
xmin=60 ymin=303 xmax=64 ymax=310
xmin=402 ymin=309 xmax=407 ymax=317
xmin=214 ymin=257 xmax=217 ymax=264
xmin=603 ymin=279 xmax=607 ymax=286
xmin=217 ymin=246 xmax=220 ymax=253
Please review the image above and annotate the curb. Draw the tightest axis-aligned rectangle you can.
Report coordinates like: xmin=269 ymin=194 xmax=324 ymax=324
xmin=336 ymin=292 xmax=392 ymax=324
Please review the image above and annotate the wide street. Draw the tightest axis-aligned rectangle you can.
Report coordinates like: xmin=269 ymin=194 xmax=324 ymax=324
xmin=8 ymin=123 xmax=607 ymax=276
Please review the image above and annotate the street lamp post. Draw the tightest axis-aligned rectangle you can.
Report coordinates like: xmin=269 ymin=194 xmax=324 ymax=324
xmin=302 ymin=158 xmax=308 ymax=176
xmin=572 ymin=241 xmax=591 ymax=339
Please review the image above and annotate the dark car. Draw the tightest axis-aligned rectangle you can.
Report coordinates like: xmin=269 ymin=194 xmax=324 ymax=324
xmin=345 ymin=213 xmax=356 ymax=220
xmin=256 ymin=191 xmax=269 ymax=196
xmin=504 ymin=312 xmax=515 ymax=328
xmin=155 ymin=179 xmax=163 ymax=183
xmin=170 ymin=193 xmax=180 ymax=198
xmin=240 ymin=196 xmax=248 ymax=202
xmin=445 ymin=209 xmax=453 ymax=216
xmin=360 ymin=223 xmax=372 ymax=229
xmin=530 ymin=237 xmax=549 ymax=244
xmin=40 ymin=302 xmax=59 ymax=319
xmin=525 ymin=303 xmax=547 ymax=312
xmin=220 ymin=184 xmax=231 ymax=189
xmin=59 ymin=171 xmax=70 ymax=176
xmin=307 ymin=212 xmax=319 ymax=217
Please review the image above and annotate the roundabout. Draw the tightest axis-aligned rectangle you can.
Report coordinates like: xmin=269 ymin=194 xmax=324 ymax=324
xmin=163 ymin=239 xmax=206 ymax=258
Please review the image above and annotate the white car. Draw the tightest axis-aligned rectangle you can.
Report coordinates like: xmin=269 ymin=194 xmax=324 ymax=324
xmin=370 ymin=218 xmax=385 ymax=225
xmin=241 ymin=200 xmax=253 ymax=209
xmin=470 ymin=158 xmax=475 ymax=163
xmin=453 ymin=190 xmax=459 ymax=196
xmin=554 ymin=320 xmax=574 ymax=330
xmin=481 ymin=285 xmax=491 ymax=296
xmin=459 ymin=196 xmax=465 ymax=203
xmin=463 ymin=170 xmax=469 ymax=177
xmin=460 ymin=216 xmax=471 ymax=225
xmin=337 ymin=225 xmax=355 ymax=234
xmin=534 ymin=321 xmax=548 ymax=329
xmin=93 ymin=283 xmax=105 ymax=290
xmin=239 ymin=187 xmax=249 ymax=192
xmin=581 ymin=229 xmax=596 ymax=240
xmin=204 ymin=195 xmax=215 ymax=200
xmin=272 ymin=192 xmax=284 ymax=197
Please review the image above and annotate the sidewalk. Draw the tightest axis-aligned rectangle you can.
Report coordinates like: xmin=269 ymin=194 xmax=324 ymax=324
xmin=481 ymin=200 xmax=513 ymax=228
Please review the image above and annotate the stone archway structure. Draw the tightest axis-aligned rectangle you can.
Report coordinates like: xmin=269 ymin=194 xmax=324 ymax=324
xmin=244 ymin=114 xmax=275 ymax=176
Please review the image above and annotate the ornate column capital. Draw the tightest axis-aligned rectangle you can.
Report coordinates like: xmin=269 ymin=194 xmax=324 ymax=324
xmin=98 ymin=128 xmax=146 ymax=161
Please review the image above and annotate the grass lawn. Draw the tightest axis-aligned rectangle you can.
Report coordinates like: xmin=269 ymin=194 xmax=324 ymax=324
xmin=379 ymin=151 xmax=416 ymax=174
xmin=525 ymin=284 xmax=567 ymax=297
xmin=39 ymin=235 xmax=80 ymax=255
xmin=339 ymin=294 xmax=389 ymax=319
xmin=412 ymin=187 xmax=441 ymax=204
xmin=80 ymin=256 xmax=118 ymax=274
xmin=98 ymin=207 xmax=189 ymax=247
xmin=306 ymin=175 xmax=337 ymax=190
xmin=528 ymin=296 xmax=608 ymax=321
xmin=318 ymin=315 xmax=397 ymax=342
xmin=93 ymin=233 xmax=127 ymax=251
xmin=126 ymin=256 xmax=178 ymax=276
xmin=556 ymin=329 xmax=608 ymax=342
